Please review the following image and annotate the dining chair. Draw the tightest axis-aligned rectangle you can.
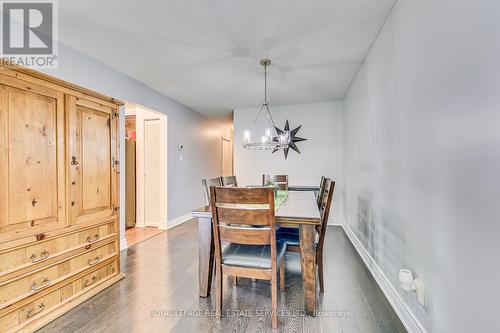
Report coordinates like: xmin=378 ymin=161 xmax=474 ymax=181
xmin=221 ymin=175 xmax=238 ymax=187
xmin=202 ymin=177 xmax=222 ymax=205
xmin=315 ymin=179 xmax=335 ymax=292
xmin=210 ymin=186 xmax=286 ymax=329
xmin=276 ymin=175 xmax=325 ymax=245
xmin=277 ymin=179 xmax=335 ymax=293
xmin=262 ymin=174 xmax=289 ymax=190
xmin=316 ymin=176 xmax=327 ymax=208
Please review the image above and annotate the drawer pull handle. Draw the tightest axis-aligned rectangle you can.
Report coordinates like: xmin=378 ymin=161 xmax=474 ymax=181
xmin=86 ymin=234 xmax=100 ymax=244
xmin=31 ymin=277 xmax=51 ymax=291
xmin=30 ymin=250 xmax=49 ymax=263
xmin=83 ymin=275 xmax=98 ymax=287
xmin=88 ymin=256 xmax=101 ymax=266
xmin=26 ymin=302 xmax=45 ymax=318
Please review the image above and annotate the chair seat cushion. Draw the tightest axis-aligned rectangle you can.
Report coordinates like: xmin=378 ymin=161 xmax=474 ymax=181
xmin=277 ymin=229 xmax=300 ymax=246
xmin=222 ymin=241 xmax=287 ymax=269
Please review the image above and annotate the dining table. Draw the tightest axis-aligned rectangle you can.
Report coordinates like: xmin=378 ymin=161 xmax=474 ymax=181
xmin=192 ymin=188 xmax=321 ymax=316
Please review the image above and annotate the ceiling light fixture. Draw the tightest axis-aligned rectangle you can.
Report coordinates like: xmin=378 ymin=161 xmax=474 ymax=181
xmin=243 ymin=58 xmax=290 ymax=150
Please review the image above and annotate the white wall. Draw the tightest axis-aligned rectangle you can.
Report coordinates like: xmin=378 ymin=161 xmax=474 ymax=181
xmin=343 ymin=1 xmax=500 ymax=332
xmin=42 ymin=43 xmax=222 ymax=247
xmin=234 ymin=101 xmax=344 ymax=222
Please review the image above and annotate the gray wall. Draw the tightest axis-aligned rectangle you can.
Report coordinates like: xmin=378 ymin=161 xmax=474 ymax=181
xmin=43 ymin=43 xmax=221 ymax=221
xmin=234 ymin=102 xmax=344 ymax=223
xmin=343 ymin=1 xmax=500 ymax=332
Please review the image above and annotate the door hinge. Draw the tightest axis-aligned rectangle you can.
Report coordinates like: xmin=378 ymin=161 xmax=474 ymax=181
xmin=113 ymin=112 xmax=119 ymax=118
xmin=112 ymin=157 xmax=119 ymax=167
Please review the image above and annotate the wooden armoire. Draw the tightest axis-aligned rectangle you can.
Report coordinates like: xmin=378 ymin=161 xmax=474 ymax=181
xmin=0 ymin=63 xmax=124 ymax=332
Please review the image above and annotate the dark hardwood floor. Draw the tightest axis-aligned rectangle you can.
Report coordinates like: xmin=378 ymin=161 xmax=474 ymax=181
xmin=37 ymin=220 xmax=406 ymax=333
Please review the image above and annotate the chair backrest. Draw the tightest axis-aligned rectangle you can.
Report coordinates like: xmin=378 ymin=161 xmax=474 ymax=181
xmin=210 ymin=186 xmax=276 ymax=250
xmin=262 ymin=174 xmax=289 ymax=190
xmin=316 ymin=176 xmax=327 ymax=208
xmin=202 ymin=177 xmax=222 ymax=205
xmin=221 ymin=175 xmax=238 ymax=187
xmin=317 ymin=179 xmax=335 ymax=251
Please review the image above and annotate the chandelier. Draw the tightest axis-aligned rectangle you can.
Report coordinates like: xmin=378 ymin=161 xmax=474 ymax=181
xmin=243 ymin=58 xmax=290 ymax=150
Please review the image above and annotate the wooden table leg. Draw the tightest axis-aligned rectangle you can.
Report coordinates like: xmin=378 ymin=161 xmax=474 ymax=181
xmin=198 ymin=217 xmax=214 ymax=297
xmin=300 ymin=224 xmax=317 ymax=315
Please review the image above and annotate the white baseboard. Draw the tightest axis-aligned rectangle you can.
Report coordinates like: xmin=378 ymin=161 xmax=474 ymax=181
xmin=341 ymin=221 xmax=427 ymax=333
xmin=119 ymin=237 xmax=128 ymax=251
xmin=158 ymin=212 xmax=192 ymax=230
xmin=157 ymin=222 xmax=168 ymax=229
xmin=328 ymin=217 xmax=345 ymax=226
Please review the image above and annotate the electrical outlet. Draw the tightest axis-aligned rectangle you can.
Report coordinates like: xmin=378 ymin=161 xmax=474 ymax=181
xmin=399 ymin=269 xmax=427 ymax=307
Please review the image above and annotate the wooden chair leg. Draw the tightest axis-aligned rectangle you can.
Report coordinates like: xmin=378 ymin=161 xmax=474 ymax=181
xmin=216 ymin=263 xmax=223 ymax=319
xmin=279 ymin=259 xmax=285 ymax=291
xmin=271 ymin=273 xmax=278 ymax=329
xmin=318 ymin=249 xmax=324 ymax=293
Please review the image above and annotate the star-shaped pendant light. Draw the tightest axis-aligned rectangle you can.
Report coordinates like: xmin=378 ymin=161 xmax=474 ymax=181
xmin=272 ymin=120 xmax=307 ymax=159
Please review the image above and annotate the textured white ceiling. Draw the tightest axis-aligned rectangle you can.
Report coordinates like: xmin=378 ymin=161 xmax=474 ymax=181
xmin=59 ymin=0 xmax=395 ymax=117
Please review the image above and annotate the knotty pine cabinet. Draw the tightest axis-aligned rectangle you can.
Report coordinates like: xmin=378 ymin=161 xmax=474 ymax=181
xmin=0 ymin=63 xmax=124 ymax=333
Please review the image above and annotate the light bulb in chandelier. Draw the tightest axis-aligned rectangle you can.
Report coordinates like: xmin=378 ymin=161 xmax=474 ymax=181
xmin=244 ymin=130 xmax=251 ymax=143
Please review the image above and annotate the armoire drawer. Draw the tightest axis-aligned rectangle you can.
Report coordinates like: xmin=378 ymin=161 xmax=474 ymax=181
xmin=0 ymin=242 xmax=117 ymax=308
xmin=0 ymin=221 xmax=116 ymax=279
xmin=0 ymin=259 xmax=118 ymax=333
xmin=0 ymin=287 xmax=61 ymax=333
xmin=61 ymin=259 xmax=118 ymax=301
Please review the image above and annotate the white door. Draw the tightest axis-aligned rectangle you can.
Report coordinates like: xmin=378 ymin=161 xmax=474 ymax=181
xmin=144 ymin=119 xmax=161 ymax=226
xmin=221 ymin=137 xmax=233 ymax=176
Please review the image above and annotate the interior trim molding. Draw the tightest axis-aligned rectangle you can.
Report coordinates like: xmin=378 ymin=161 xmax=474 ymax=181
xmin=120 ymin=237 xmax=128 ymax=251
xmin=329 ymin=217 xmax=345 ymax=226
xmin=160 ymin=212 xmax=193 ymax=230
xmin=156 ymin=221 xmax=168 ymax=230
xmin=340 ymin=221 xmax=428 ymax=333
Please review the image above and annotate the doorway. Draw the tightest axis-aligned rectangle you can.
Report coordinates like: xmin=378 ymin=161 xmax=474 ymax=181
xmin=221 ymin=129 xmax=234 ymax=176
xmin=124 ymin=103 xmax=168 ymax=247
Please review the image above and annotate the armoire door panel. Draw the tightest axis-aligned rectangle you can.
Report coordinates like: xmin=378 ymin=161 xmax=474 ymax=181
xmin=0 ymin=84 xmax=66 ymax=242
xmin=81 ymin=107 xmax=111 ymax=211
xmin=68 ymin=96 xmax=117 ymax=226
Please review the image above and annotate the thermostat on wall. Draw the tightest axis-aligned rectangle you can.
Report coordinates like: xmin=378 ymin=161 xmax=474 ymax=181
xmin=178 ymin=144 xmax=184 ymax=161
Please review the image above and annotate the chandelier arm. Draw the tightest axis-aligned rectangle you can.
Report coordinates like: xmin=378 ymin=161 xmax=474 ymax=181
xmin=265 ymin=104 xmax=278 ymax=129
xmin=251 ymin=103 xmax=266 ymax=127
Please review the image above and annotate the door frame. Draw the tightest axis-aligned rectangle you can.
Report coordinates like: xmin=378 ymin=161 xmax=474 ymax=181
xmin=143 ymin=118 xmax=160 ymax=227
xmin=221 ymin=136 xmax=233 ymax=176
xmin=124 ymin=103 xmax=167 ymax=230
